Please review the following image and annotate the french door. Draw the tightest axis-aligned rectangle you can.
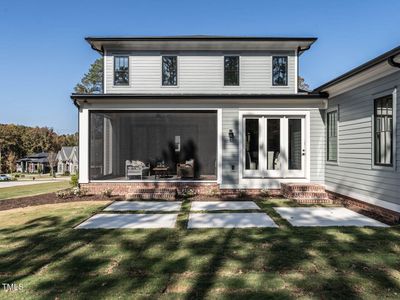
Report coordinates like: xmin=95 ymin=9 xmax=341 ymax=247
xmin=243 ymin=115 xmax=306 ymax=178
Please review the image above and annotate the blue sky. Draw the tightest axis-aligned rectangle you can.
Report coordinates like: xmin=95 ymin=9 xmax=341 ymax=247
xmin=1 ymin=0 xmax=399 ymax=134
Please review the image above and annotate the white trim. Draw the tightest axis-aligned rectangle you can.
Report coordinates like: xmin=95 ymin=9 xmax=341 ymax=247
xmin=79 ymin=108 xmax=89 ymax=183
xmin=371 ymin=87 xmax=397 ymax=171
xmin=294 ymin=48 xmax=298 ymax=93
xmin=91 ymin=180 xmax=217 ymax=184
xmin=103 ymin=49 xmax=107 ymax=93
xmin=326 ymin=184 xmax=400 ymax=213
xmin=326 ymin=105 xmax=340 ymax=165
xmin=238 ymin=109 xmax=311 ymax=188
xmin=217 ymin=109 xmax=223 ymax=184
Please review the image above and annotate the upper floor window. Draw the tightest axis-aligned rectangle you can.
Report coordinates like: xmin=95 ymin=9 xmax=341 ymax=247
xmin=374 ymin=95 xmax=393 ymax=166
xmin=162 ymin=56 xmax=178 ymax=86
xmin=224 ymin=56 xmax=239 ymax=86
xmin=114 ymin=56 xmax=129 ymax=86
xmin=327 ymin=109 xmax=338 ymax=162
xmin=272 ymin=56 xmax=288 ymax=86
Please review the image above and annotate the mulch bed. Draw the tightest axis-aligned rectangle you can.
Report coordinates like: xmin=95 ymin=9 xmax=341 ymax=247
xmin=0 ymin=193 xmax=117 ymax=211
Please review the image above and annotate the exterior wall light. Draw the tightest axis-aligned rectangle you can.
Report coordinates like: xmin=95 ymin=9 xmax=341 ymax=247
xmin=229 ymin=129 xmax=235 ymax=142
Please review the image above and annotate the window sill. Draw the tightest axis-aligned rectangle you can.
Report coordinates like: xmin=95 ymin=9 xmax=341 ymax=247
xmin=372 ymin=164 xmax=396 ymax=172
xmin=326 ymin=161 xmax=339 ymax=166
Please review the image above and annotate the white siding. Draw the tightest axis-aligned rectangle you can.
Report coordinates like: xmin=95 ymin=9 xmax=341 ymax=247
xmin=105 ymin=51 xmax=296 ymax=94
xmin=326 ymin=70 xmax=400 ymax=208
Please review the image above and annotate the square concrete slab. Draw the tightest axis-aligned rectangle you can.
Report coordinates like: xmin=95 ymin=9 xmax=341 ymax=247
xmin=190 ymin=201 xmax=260 ymax=211
xmin=188 ymin=213 xmax=278 ymax=228
xmin=274 ymin=207 xmax=389 ymax=227
xmin=76 ymin=213 xmax=178 ymax=229
xmin=104 ymin=201 xmax=182 ymax=212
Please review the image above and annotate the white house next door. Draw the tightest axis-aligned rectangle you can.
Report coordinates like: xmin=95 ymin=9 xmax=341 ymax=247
xmin=243 ymin=114 xmax=307 ymax=179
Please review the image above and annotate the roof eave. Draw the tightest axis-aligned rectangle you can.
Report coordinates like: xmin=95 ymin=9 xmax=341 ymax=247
xmin=314 ymin=45 xmax=400 ymax=92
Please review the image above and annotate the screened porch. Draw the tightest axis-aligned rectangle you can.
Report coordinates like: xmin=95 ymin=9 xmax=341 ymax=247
xmin=89 ymin=110 xmax=218 ymax=181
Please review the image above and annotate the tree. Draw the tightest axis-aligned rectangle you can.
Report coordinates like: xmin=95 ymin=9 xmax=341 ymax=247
xmin=0 ymin=124 xmax=78 ymax=173
xmin=47 ymin=152 xmax=57 ymax=177
xmin=6 ymin=152 xmax=16 ymax=173
xmin=74 ymin=58 xmax=103 ymax=94
xmin=298 ymin=76 xmax=310 ymax=92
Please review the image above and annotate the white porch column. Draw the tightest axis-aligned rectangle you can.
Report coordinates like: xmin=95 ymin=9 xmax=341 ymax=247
xmin=79 ymin=108 xmax=89 ymax=183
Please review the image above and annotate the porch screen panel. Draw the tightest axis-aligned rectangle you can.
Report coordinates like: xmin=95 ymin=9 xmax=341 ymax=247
xmin=89 ymin=111 xmax=217 ymax=180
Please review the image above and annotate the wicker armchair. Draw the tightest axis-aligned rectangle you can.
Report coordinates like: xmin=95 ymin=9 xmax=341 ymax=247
xmin=177 ymin=159 xmax=195 ymax=178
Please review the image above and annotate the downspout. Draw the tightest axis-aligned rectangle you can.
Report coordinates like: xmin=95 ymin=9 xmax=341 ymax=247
xmin=388 ymin=53 xmax=400 ymax=68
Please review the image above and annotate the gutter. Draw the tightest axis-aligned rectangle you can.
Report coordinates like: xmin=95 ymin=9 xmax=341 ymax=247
xmin=388 ymin=53 xmax=400 ymax=68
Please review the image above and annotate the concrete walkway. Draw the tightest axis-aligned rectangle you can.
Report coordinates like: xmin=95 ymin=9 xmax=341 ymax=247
xmin=77 ymin=213 xmax=178 ymax=229
xmin=191 ymin=201 xmax=260 ymax=211
xmin=104 ymin=201 xmax=182 ymax=212
xmin=188 ymin=213 xmax=278 ymax=228
xmin=274 ymin=207 xmax=388 ymax=227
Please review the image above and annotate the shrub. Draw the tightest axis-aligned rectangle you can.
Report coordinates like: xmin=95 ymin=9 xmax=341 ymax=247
xmin=237 ymin=189 xmax=248 ymax=199
xmin=260 ymin=189 xmax=269 ymax=198
xmin=56 ymin=187 xmax=89 ymax=199
xmin=178 ymin=186 xmax=197 ymax=199
xmin=207 ymin=188 xmax=221 ymax=197
xmin=63 ymin=171 xmax=70 ymax=176
xmin=14 ymin=174 xmax=20 ymax=178
xmin=101 ymin=188 xmax=113 ymax=198
xmin=70 ymin=174 xmax=79 ymax=187
xmin=56 ymin=189 xmax=71 ymax=199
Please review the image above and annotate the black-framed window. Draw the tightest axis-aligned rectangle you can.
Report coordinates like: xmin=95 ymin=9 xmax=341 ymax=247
xmin=272 ymin=56 xmax=288 ymax=86
xmin=374 ymin=95 xmax=393 ymax=166
xmin=327 ymin=110 xmax=338 ymax=162
xmin=114 ymin=56 xmax=129 ymax=85
xmin=162 ymin=56 xmax=178 ymax=86
xmin=224 ymin=56 xmax=239 ymax=86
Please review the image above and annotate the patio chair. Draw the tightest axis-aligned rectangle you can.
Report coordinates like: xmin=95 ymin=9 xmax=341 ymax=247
xmin=125 ymin=160 xmax=150 ymax=180
xmin=177 ymin=159 xmax=195 ymax=178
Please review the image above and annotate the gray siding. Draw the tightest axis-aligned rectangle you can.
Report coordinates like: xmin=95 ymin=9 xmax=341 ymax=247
xmin=105 ymin=51 xmax=296 ymax=94
xmin=326 ymin=70 xmax=400 ymax=207
xmin=222 ymin=108 xmax=240 ymax=185
xmin=221 ymin=107 xmax=325 ymax=187
xmin=310 ymin=109 xmax=326 ymax=184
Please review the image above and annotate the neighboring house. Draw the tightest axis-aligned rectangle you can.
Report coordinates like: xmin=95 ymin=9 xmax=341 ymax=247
xmin=16 ymin=152 xmax=50 ymax=173
xmin=71 ymin=36 xmax=400 ymax=220
xmin=56 ymin=146 xmax=79 ymax=174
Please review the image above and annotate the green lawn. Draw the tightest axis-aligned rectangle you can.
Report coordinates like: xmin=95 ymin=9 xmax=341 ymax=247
xmin=0 ymin=181 xmax=70 ymax=200
xmin=0 ymin=199 xmax=399 ymax=299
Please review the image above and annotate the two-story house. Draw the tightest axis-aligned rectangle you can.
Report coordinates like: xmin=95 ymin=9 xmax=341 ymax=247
xmin=71 ymin=36 xmax=400 ymax=222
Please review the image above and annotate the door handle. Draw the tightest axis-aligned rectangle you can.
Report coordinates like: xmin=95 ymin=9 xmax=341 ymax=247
xmin=302 ymin=149 xmax=306 ymax=156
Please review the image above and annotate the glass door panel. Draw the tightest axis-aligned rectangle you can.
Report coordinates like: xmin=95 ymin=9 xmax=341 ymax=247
xmin=244 ymin=118 xmax=262 ymax=177
xmin=265 ymin=118 xmax=282 ymax=177
xmin=287 ymin=118 xmax=305 ymax=177
xmin=243 ymin=114 xmax=306 ymax=179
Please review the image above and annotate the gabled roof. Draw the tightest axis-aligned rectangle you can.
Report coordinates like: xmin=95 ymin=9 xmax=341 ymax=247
xmin=57 ymin=146 xmax=78 ymax=162
xmin=85 ymin=35 xmax=317 ymax=53
xmin=314 ymin=44 xmax=400 ymax=92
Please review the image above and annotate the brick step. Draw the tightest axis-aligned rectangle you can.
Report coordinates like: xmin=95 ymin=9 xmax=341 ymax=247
xmin=126 ymin=192 xmax=177 ymax=200
xmin=282 ymin=184 xmax=326 ymax=193
xmin=284 ymin=192 xmax=329 ymax=200
xmin=294 ymin=198 xmax=334 ymax=204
